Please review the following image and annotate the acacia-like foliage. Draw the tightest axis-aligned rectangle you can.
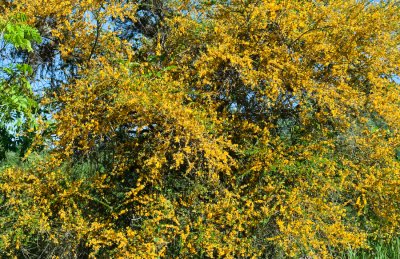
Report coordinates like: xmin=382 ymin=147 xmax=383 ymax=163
xmin=1 ymin=0 xmax=400 ymax=258
xmin=0 ymin=13 xmax=41 ymax=159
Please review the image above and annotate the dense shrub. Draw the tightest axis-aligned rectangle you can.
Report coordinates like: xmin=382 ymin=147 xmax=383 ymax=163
xmin=1 ymin=0 xmax=399 ymax=258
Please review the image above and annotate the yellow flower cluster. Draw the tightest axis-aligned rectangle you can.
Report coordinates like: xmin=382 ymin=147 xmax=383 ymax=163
xmin=1 ymin=0 xmax=399 ymax=258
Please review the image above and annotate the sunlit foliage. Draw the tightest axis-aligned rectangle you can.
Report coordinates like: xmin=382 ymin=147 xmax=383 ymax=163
xmin=0 ymin=12 xmax=41 ymax=159
xmin=0 ymin=0 xmax=399 ymax=258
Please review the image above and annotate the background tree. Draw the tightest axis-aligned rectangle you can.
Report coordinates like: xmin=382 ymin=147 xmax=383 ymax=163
xmin=0 ymin=13 xmax=41 ymax=159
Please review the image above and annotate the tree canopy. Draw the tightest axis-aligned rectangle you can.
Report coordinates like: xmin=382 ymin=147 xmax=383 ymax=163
xmin=0 ymin=0 xmax=399 ymax=258
xmin=0 ymin=12 xmax=41 ymax=159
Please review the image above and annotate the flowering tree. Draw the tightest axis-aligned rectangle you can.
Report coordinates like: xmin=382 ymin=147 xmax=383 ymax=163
xmin=0 ymin=1 xmax=399 ymax=257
